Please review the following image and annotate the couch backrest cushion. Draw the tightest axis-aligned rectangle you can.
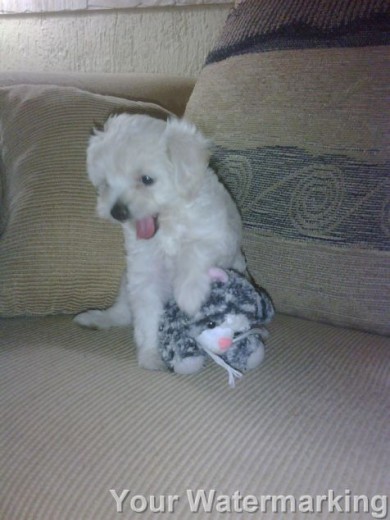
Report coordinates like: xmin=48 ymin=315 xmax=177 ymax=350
xmin=185 ymin=0 xmax=390 ymax=335
xmin=0 ymin=84 xmax=170 ymax=317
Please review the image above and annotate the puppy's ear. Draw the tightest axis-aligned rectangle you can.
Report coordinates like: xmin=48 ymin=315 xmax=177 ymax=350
xmin=164 ymin=118 xmax=211 ymax=197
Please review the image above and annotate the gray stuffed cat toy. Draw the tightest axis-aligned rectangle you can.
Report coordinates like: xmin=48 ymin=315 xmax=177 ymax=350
xmin=158 ymin=268 xmax=274 ymax=386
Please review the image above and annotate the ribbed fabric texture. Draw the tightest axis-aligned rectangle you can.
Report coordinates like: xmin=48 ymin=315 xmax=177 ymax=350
xmin=185 ymin=0 xmax=390 ymax=335
xmin=0 ymin=72 xmax=195 ymax=117
xmin=1 ymin=315 xmax=389 ymax=519
xmin=208 ymin=0 xmax=390 ymax=63
xmin=0 ymin=85 xmax=170 ymax=317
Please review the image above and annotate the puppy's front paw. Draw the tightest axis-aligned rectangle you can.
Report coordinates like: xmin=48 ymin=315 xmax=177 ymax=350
xmin=74 ymin=310 xmax=113 ymax=330
xmin=174 ymin=274 xmax=210 ymax=316
xmin=138 ymin=347 xmax=166 ymax=371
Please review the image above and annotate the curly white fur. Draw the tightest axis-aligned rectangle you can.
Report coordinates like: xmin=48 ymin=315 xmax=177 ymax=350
xmin=74 ymin=114 xmax=245 ymax=370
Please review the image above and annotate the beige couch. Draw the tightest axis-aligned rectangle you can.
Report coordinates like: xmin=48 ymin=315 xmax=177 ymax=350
xmin=1 ymin=70 xmax=389 ymax=520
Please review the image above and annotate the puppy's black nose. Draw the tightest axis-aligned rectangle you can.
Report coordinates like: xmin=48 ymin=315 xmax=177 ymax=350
xmin=111 ymin=202 xmax=130 ymax=222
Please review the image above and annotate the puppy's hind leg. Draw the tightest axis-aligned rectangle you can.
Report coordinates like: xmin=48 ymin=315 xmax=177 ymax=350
xmin=132 ymin=288 xmax=166 ymax=371
xmin=74 ymin=272 xmax=132 ymax=330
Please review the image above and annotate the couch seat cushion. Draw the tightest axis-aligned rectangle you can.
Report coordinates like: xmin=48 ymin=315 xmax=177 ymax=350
xmin=1 ymin=315 xmax=389 ymax=519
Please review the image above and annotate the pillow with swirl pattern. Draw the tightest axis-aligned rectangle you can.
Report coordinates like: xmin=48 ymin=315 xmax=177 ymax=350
xmin=185 ymin=0 xmax=390 ymax=334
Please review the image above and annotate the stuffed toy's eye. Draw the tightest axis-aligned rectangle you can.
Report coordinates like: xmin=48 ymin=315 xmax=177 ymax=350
xmin=207 ymin=321 xmax=216 ymax=329
xmin=141 ymin=175 xmax=154 ymax=186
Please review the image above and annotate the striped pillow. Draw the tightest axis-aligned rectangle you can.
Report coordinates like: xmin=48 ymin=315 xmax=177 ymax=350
xmin=0 ymin=85 xmax=169 ymax=317
xmin=185 ymin=0 xmax=390 ymax=335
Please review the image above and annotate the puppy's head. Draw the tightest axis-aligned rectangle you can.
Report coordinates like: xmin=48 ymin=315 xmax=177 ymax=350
xmin=87 ymin=113 xmax=210 ymax=239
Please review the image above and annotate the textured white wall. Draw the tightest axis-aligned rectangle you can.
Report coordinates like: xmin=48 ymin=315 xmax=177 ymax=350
xmin=0 ymin=5 xmax=231 ymax=76
xmin=0 ymin=0 xmax=231 ymax=13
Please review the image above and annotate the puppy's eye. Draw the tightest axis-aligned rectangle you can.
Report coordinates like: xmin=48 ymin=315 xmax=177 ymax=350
xmin=141 ymin=175 xmax=154 ymax=186
xmin=207 ymin=321 xmax=216 ymax=329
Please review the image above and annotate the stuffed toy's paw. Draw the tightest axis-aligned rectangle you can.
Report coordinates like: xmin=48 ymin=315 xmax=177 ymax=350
xmin=158 ymin=299 xmax=207 ymax=374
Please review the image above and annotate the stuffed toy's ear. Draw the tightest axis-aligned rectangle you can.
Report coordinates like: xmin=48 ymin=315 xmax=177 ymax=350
xmin=208 ymin=267 xmax=229 ymax=284
xmin=164 ymin=118 xmax=211 ymax=198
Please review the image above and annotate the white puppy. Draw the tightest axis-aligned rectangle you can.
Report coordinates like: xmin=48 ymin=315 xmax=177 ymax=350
xmin=74 ymin=114 xmax=245 ymax=370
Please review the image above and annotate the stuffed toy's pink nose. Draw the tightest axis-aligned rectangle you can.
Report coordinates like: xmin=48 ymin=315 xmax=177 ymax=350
xmin=218 ymin=337 xmax=233 ymax=351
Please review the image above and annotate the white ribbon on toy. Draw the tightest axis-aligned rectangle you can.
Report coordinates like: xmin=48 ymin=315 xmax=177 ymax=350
xmin=201 ymin=346 xmax=243 ymax=388
xmin=200 ymin=327 xmax=267 ymax=388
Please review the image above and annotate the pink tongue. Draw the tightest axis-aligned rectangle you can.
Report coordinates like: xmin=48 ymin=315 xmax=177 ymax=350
xmin=136 ymin=216 xmax=157 ymax=240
